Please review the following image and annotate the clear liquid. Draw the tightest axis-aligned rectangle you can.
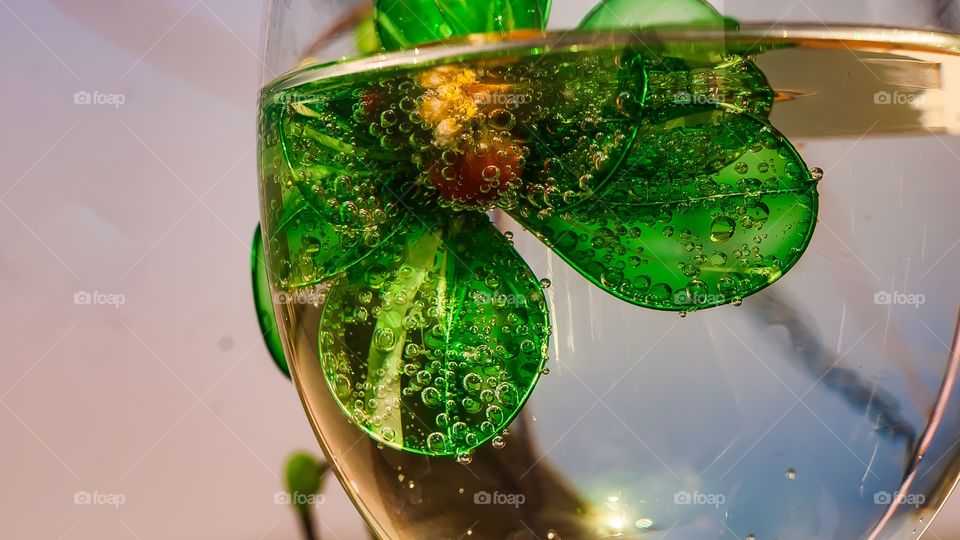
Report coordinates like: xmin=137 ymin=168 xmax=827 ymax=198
xmin=262 ymin=30 xmax=960 ymax=540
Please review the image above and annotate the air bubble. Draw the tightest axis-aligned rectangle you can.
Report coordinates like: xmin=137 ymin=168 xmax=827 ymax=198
xmin=463 ymin=373 xmax=482 ymax=393
xmin=710 ymin=217 xmax=736 ymax=243
xmin=373 ymin=327 xmax=398 ymax=352
xmin=421 ymin=387 xmax=442 ymax=408
xmin=488 ymin=108 xmax=516 ymax=130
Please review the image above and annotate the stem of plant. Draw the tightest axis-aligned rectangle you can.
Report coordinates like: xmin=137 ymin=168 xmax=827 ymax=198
xmin=299 ymin=506 xmax=320 ymax=540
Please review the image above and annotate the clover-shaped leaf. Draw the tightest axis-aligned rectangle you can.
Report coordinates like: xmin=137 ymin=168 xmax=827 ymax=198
xmin=318 ymin=213 xmax=549 ymax=456
xmin=254 ymin=0 xmax=823 ymax=460
xmin=513 ymin=108 xmax=818 ymax=311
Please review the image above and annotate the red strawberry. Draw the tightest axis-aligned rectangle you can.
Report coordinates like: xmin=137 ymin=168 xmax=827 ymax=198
xmin=428 ymin=133 xmax=522 ymax=207
xmin=360 ymin=89 xmax=384 ymax=123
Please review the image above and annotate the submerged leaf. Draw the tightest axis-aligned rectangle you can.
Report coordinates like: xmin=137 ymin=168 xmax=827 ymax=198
xmin=259 ymin=79 xmax=413 ymax=288
xmin=513 ymin=109 xmax=818 ymax=311
xmin=318 ymin=213 xmax=549 ymax=455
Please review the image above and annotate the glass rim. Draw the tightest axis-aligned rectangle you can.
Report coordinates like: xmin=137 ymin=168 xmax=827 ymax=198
xmin=262 ymin=22 xmax=960 ymax=94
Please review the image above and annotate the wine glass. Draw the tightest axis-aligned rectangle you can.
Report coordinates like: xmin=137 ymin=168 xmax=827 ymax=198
xmin=254 ymin=1 xmax=960 ymax=538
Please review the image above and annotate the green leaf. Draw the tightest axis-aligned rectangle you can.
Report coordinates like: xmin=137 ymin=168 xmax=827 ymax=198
xmin=354 ymin=11 xmax=383 ymax=55
xmin=579 ymin=0 xmax=740 ymax=66
xmin=260 ymin=81 xmax=411 ymax=288
xmin=318 ymin=213 xmax=549 ymax=456
xmin=517 ymin=45 xmax=772 ymax=217
xmin=252 ymin=225 xmax=289 ymax=377
xmin=513 ymin=110 xmax=819 ymax=312
xmin=580 ymin=0 xmax=732 ymax=31
xmin=518 ymin=49 xmax=647 ymax=213
xmin=284 ymin=452 xmax=330 ymax=515
xmin=374 ymin=0 xmax=551 ymax=51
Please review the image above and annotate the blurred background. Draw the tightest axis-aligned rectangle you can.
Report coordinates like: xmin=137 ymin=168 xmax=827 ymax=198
xmin=2 ymin=0 xmax=960 ymax=538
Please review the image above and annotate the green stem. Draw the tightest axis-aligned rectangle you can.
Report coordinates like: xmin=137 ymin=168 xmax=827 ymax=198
xmin=298 ymin=507 xmax=320 ymax=540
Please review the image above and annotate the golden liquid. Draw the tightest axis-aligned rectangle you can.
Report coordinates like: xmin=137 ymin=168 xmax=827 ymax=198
xmin=271 ymin=31 xmax=960 ymax=540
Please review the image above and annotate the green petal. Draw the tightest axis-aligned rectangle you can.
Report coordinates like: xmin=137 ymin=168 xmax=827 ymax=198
xmin=519 ymin=50 xmax=648 ymax=212
xmin=580 ymin=0 xmax=735 ymax=31
xmin=318 ymin=213 xmax=549 ymax=456
xmin=252 ymin=225 xmax=289 ymax=377
xmin=518 ymin=45 xmax=772 ymax=216
xmin=626 ymin=101 xmax=775 ymax=183
xmin=512 ymin=110 xmax=818 ymax=312
xmin=643 ymin=55 xmax=775 ymax=119
xmin=259 ymin=82 xmax=412 ymax=288
xmin=579 ymin=0 xmax=741 ymax=67
xmin=375 ymin=0 xmax=550 ymax=51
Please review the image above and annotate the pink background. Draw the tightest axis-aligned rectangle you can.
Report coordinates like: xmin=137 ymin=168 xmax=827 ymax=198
xmin=1 ymin=1 xmax=958 ymax=539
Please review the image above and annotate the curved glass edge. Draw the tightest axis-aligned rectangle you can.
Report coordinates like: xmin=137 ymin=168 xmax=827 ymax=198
xmin=252 ymin=224 xmax=291 ymax=378
xmin=263 ymin=23 xmax=960 ymax=94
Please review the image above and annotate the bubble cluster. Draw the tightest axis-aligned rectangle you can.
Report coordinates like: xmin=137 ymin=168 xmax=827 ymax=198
xmin=519 ymin=51 xmax=647 ymax=212
xmin=514 ymin=109 xmax=817 ymax=311
xmin=257 ymin=28 xmax=819 ymax=456
xmin=317 ymin=213 xmax=549 ymax=456
xmin=258 ymin=83 xmax=415 ymax=288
